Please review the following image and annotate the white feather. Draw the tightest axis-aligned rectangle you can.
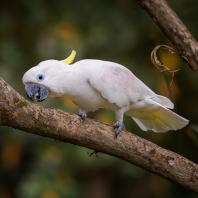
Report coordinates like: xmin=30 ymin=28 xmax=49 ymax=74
xmin=129 ymin=99 xmax=188 ymax=132
xmin=22 ymin=59 xmax=189 ymax=132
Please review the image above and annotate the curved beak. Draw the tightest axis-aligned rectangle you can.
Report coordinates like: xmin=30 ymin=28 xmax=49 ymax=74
xmin=25 ymin=83 xmax=50 ymax=102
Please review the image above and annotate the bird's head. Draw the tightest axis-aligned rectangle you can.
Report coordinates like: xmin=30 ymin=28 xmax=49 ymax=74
xmin=22 ymin=50 xmax=76 ymax=102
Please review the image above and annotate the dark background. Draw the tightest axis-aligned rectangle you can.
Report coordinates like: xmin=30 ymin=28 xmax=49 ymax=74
xmin=0 ymin=0 xmax=198 ymax=197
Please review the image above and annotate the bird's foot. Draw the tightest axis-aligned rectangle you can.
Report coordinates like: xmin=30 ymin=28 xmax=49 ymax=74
xmin=76 ymin=109 xmax=87 ymax=121
xmin=113 ymin=121 xmax=125 ymax=137
xmin=89 ymin=150 xmax=99 ymax=158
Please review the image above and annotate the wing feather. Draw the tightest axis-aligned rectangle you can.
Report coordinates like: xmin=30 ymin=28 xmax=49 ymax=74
xmin=87 ymin=61 xmax=154 ymax=108
xmin=76 ymin=60 xmax=173 ymax=109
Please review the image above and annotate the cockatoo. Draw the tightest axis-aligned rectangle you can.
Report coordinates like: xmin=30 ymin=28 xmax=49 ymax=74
xmin=22 ymin=50 xmax=189 ymax=136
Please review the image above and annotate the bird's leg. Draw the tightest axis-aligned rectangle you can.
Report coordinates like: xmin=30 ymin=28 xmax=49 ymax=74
xmin=113 ymin=121 xmax=125 ymax=137
xmin=113 ymin=110 xmax=125 ymax=137
xmin=89 ymin=150 xmax=99 ymax=158
xmin=76 ymin=109 xmax=87 ymax=121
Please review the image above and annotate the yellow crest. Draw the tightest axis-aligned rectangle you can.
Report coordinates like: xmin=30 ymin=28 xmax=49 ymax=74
xmin=63 ymin=50 xmax=76 ymax=65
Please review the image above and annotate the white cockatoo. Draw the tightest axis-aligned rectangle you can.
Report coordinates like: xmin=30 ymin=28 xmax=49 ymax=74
xmin=22 ymin=50 xmax=189 ymax=136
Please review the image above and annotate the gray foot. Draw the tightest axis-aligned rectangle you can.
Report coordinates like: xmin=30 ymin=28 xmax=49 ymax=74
xmin=113 ymin=121 xmax=125 ymax=137
xmin=76 ymin=109 xmax=87 ymax=121
xmin=89 ymin=150 xmax=99 ymax=158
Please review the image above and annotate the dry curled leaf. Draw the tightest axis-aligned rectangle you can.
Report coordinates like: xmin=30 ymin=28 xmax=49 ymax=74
xmin=151 ymin=45 xmax=180 ymax=94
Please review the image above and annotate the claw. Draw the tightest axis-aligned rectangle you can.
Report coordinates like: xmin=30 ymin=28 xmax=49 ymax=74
xmin=89 ymin=150 xmax=99 ymax=158
xmin=76 ymin=109 xmax=87 ymax=121
xmin=113 ymin=121 xmax=125 ymax=137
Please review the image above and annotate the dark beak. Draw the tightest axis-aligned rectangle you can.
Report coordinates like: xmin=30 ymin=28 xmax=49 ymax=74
xmin=25 ymin=83 xmax=50 ymax=102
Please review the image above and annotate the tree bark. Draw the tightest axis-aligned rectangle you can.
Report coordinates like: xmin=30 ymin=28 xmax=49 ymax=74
xmin=0 ymin=78 xmax=198 ymax=193
xmin=137 ymin=0 xmax=198 ymax=73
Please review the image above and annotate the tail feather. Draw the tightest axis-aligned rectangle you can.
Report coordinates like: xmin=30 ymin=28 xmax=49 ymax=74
xmin=131 ymin=100 xmax=189 ymax=133
xmin=133 ymin=117 xmax=171 ymax=132
xmin=150 ymin=95 xmax=174 ymax=109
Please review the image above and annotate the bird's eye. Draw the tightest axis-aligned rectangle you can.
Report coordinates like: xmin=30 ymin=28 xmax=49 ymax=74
xmin=37 ymin=73 xmax=45 ymax=81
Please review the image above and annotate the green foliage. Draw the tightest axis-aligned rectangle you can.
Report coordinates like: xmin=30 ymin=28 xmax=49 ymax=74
xmin=0 ymin=0 xmax=198 ymax=197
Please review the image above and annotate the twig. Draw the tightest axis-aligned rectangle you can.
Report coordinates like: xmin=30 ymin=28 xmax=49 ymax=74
xmin=150 ymin=44 xmax=180 ymax=94
xmin=137 ymin=0 xmax=198 ymax=73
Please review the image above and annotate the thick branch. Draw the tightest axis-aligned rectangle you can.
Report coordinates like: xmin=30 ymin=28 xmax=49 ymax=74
xmin=0 ymin=78 xmax=198 ymax=193
xmin=137 ymin=0 xmax=198 ymax=73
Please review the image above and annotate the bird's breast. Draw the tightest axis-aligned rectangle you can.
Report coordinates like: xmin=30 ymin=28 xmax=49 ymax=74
xmin=66 ymin=82 xmax=117 ymax=112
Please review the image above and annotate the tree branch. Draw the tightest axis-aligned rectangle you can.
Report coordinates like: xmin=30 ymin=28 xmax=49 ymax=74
xmin=137 ymin=0 xmax=198 ymax=73
xmin=0 ymin=77 xmax=198 ymax=193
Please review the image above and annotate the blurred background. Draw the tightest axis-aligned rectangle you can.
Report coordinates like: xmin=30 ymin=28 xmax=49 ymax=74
xmin=0 ymin=0 xmax=198 ymax=197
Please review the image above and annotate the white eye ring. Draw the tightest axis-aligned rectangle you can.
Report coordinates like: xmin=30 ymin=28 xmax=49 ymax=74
xmin=37 ymin=73 xmax=45 ymax=81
